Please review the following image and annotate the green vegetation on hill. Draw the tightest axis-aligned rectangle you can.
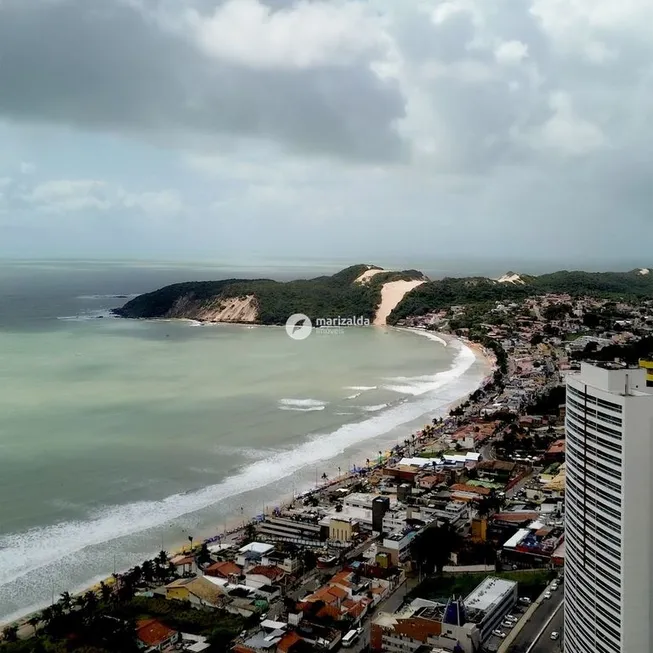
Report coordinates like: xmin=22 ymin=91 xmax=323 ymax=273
xmin=115 ymin=265 xmax=426 ymax=324
xmin=388 ymin=278 xmax=532 ymax=324
xmin=388 ymin=269 xmax=653 ymax=324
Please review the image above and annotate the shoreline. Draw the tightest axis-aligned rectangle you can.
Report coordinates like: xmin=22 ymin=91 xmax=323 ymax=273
xmin=1 ymin=329 xmax=494 ymax=630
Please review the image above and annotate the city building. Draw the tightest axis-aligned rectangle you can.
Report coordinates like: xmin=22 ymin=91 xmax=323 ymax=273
xmin=565 ymin=363 xmax=653 ymax=653
xmin=639 ymin=358 xmax=653 ymax=387
xmin=462 ymin=576 xmax=517 ymax=642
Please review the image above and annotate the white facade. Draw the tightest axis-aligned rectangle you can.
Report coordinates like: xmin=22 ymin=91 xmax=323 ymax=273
xmin=564 ymin=364 xmax=653 ymax=653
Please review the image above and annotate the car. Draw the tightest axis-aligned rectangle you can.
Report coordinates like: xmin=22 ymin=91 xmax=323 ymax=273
xmin=544 ymin=591 xmax=552 ymax=599
xmin=502 ymin=621 xmax=514 ymax=628
xmin=506 ymin=615 xmax=518 ymax=623
xmin=551 ymin=583 xmax=559 ymax=591
xmin=519 ymin=597 xmax=532 ymax=605
xmin=551 ymin=632 xmax=560 ymax=640
xmin=492 ymin=630 xmax=507 ymax=638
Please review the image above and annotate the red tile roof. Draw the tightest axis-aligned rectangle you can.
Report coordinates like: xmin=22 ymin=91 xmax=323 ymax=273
xmin=246 ymin=565 xmax=285 ymax=580
xmin=450 ymin=483 xmax=491 ymax=496
xmin=136 ymin=618 xmax=177 ymax=648
xmin=278 ymin=631 xmax=303 ymax=652
xmin=547 ymin=440 xmax=566 ymax=454
xmin=204 ymin=560 xmax=241 ymax=578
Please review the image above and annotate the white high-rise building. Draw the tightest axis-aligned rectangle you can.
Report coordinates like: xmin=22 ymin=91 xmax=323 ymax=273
xmin=565 ymin=363 xmax=653 ymax=653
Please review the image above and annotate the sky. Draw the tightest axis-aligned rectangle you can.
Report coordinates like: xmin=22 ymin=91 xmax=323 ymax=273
xmin=0 ymin=0 xmax=652 ymax=269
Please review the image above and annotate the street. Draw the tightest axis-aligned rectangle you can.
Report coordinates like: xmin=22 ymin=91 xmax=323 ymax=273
xmin=503 ymin=591 xmax=564 ymax=653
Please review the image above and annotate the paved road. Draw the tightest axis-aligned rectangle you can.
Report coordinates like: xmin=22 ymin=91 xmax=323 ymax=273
xmin=527 ymin=603 xmax=563 ymax=653
xmin=503 ymin=591 xmax=564 ymax=653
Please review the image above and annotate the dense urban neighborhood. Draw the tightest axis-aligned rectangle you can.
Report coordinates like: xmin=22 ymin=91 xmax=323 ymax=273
xmin=4 ymin=285 xmax=653 ymax=653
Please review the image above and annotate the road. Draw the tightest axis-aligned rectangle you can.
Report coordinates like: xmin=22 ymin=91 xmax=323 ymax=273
xmin=502 ymin=591 xmax=564 ymax=653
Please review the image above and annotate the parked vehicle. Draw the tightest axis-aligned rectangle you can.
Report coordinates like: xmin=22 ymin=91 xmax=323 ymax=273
xmin=492 ymin=630 xmax=507 ymax=639
xmin=502 ymin=621 xmax=514 ymax=628
xmin=519 ymin=597 xmax=532 ymax=605
xmin=544 ymin=592 xmax=552 ymax=600
xmin=551 ymin=632 xmax=560 ymax=640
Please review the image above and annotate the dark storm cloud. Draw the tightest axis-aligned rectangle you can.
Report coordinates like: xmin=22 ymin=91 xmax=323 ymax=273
xmin=0 ymin=0 xmax=406 ymax=162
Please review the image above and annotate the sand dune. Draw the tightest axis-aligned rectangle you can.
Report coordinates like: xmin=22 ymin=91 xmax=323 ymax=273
xmin=355 ymin=267 xmax=387 ymax=284
xmin=374 ymin=280 xmax=425 ymax=325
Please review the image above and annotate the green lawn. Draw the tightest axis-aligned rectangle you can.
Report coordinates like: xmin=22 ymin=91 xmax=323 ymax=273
xmin=409 ymin=569 xmax=556 ymax=603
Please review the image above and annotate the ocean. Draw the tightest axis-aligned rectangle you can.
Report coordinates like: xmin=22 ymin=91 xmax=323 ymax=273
xmin=0 ymin=259 xmax=488 ymax=623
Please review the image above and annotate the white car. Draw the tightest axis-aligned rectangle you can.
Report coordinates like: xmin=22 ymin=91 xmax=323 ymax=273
xmin=544 ymin=591 xmax=552 ymax=599
xmin=492 ymin=630 xmax=506 ymax=638
xmin=502 ymin=621 xmax=513 ymax=628
xmin=551 ymin=631 xmax=560 ymax=640
xmin=551 ymin=583 xmax=559 ymax=591
xmin=506 ymin=615 xmax=518 ymax=623
xmin=519 ymin=597 xmax=532 ymax=605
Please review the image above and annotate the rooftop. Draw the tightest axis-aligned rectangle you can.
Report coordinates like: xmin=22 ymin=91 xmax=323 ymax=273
xmin=464 ymin=576 xmax=517 ymax=613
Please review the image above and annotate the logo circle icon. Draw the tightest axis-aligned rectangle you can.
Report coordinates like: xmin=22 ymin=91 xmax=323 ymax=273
xmin=286 ymin=313 xmax=312 ymax=340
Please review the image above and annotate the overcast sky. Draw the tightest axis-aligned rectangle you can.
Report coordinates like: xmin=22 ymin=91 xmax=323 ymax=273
xmin=0 ymin=0 xmax=651 ymax=268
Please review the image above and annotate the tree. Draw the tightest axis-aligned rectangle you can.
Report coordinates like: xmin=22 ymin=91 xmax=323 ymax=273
xmin=2 ymin=625 xmax=18 ymax=642
xmin=27 ymin=615 xmax=40 ymax=636
xmin=59 ymin=591 xmax=73 ymax=612
xmin=99 ymin=580 xmax=113 ymax=603
xmin=412 ymin=522 xmax=462 ymax=575
xmin=302 ymin=549 xmax=317 ymax=572
xmin=141 ymin=559 xmax=155 ymax=583
xmin=243 ymin=522 xmax=257 ymax=543
xmin=196 ymin=542 xmax=212 ymax=567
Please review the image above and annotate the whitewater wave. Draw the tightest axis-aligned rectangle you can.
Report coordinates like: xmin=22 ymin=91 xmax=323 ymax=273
xmin=344 ymin=385 xmax=377 ymax=391
xmin=279 ymin=406 xmax=326 ymax=412
xmin=392 ymin=327 xmax=448 ymax=347
xmin=345 ymin=392 xmax=362 ymax=400
xmin=383 ymin=340 xmax=475 ymax=396
xmin=359 ymin=404 xmax=389 ymax=412
xmin=279 ymin=398 xmax=328 ymax=409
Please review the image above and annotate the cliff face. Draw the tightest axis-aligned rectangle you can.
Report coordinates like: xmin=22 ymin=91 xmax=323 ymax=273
xmin=165 ymin=294 xmax=258 ymax=322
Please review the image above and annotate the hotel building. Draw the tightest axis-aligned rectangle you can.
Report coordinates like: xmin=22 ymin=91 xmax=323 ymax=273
xmin=565 ymin=363 xmax=653 ymax=653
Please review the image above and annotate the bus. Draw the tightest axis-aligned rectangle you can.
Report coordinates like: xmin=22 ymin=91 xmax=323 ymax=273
xmin=341 ymin=628 xmax=361 ymax=648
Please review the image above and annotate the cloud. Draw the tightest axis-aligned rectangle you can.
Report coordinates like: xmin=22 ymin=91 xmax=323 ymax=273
xmin=0 ymin=0 xmax=404 ymax=163
xmin=1 ymin=0 xmax=653 ymax=262
xmin=494 ymin=40 xmax=529 ymax=65
xmin=16 ymin=179 xmax=184 ymax=216
xmin=188 ymin=0 xmax=383 ymax=69
xmin=24 ymin=180 xmax=113 ymax=213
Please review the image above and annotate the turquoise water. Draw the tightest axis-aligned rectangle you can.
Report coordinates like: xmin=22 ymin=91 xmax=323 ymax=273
xmin=0 ymin=260 xmax=486 ymax=622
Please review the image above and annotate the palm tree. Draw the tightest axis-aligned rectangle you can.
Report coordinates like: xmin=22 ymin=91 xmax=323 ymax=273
xmin=84 ymin=590 xmax=98 ymax=615
xmin=2 ymin=624 xmax=18 ymax=642
xmin=39 ymin=606 xmax=53 ymax=628
xmin=141 ymin=559 xmax=155 ymax=583
xmin=59 ymin=591 xmax=72 ymax=612
xmin=99 ymin=580 xmax=112 ymax=603
xmin=27 ymin=615 xmax=40 ymax=636
xmin=156 ymin=550 xmax=169 ymax=568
